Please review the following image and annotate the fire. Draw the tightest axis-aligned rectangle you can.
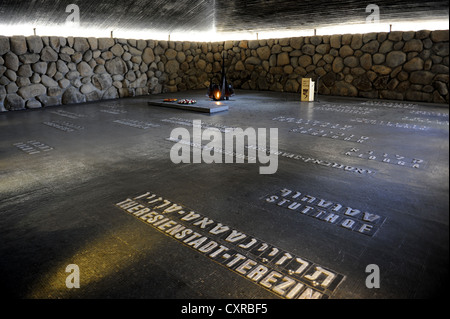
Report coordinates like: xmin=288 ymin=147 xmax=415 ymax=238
xmin=215 ymin=90 xmax=221 ymax=100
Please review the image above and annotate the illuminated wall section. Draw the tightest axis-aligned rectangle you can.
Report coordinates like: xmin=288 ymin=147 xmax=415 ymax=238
xmin=0 ymin=1 xmax=448 ymax=111
xmin=1 ymin=29 xmax=448 ymax=112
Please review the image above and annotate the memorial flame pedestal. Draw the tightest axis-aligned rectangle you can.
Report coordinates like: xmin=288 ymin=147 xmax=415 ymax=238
xmin=208 ymin=52 xmax=235 ymax=101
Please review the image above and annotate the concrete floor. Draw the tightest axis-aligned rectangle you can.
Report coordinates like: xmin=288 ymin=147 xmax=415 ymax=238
xmin=0 ymin=90 xmax=448 ymax=299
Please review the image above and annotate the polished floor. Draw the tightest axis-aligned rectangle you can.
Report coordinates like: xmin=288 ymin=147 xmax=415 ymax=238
xmin=0 ymin=90 xmax=448 ymax=299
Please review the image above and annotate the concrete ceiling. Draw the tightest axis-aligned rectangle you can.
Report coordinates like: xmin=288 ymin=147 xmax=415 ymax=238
xmin=0 ymin=0 xmax=214 ymax=32
xmin=0 ymin=0 xmax=448 ymax=35
xmin=215 ymin=0 xmax=449 ymax=32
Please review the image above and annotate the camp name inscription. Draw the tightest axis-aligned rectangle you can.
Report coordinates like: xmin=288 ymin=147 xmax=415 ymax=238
xmin=43 ymin=121 xmax=84 ymax=132
xmin=116 ymin=193 xmax=345 ymax=299
xmin=264 ymin=188 xmax=386 ymax=237
xmin=345 ymin=148 xmax=426 ymax=169
xmin=14 ymin=140 xmax=53 ymax=155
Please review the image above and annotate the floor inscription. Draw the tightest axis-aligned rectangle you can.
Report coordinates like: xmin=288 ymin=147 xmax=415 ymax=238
xmin=115 ymin=192 xmax=345 ymax=299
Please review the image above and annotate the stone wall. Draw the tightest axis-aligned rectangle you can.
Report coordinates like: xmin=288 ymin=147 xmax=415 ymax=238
xmin=0 ymin=30 xmax=449 ymax=112
xmin=224 ymin=30 xmax=449 ymax=104
xmin=0 ymin=36 xmax=183 ymax=111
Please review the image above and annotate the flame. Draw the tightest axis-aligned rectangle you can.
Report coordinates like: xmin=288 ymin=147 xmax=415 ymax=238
xmin=215 ymin=90 xmax=221 ymax=100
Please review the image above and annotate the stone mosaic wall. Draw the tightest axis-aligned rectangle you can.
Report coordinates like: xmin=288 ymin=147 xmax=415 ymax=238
xmin=0 ymin=30 xmax=448 ymax=112
xmin=224 ymin=30 xmax=449 ymax=104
